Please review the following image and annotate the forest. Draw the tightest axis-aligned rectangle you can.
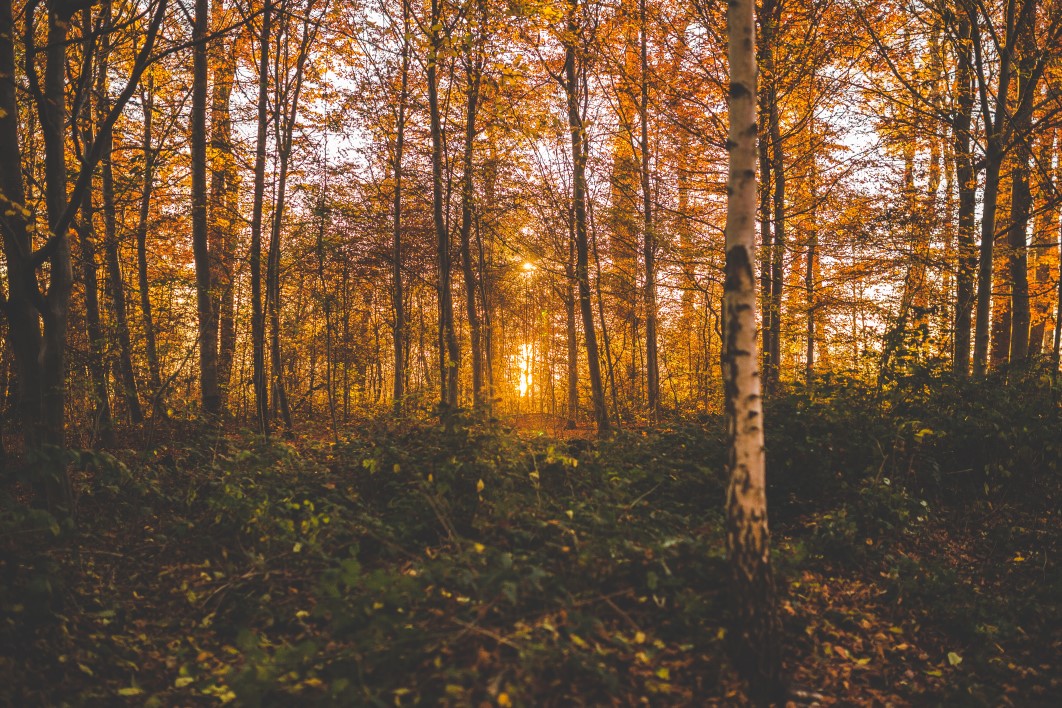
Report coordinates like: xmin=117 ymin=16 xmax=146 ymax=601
xmin=1 ymin=0 xmax=1060 ymax=704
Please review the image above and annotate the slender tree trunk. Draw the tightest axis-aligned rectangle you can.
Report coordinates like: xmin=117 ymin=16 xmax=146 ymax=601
xmin=723 ymin=0 xmax=783 ymax=701
xmin=639 ymin=0 xmax=658 ymax=419
xmin=266 ymin=1 xmax=318 ymax=435
xmin=133 ymin=79 xmax=162 ymax=397
xmin=392 ymin=0 xmax=410 ymax=415
xmin=97 ymin=22 xmax=143 ymax=424
xmin=427 ymin=0 xmax=459 ymax=414
xmin=953 ymin=15 xmax=976 ymax=376
xmin=1055 ymin=223 xmax=1062 ymax=368
xmin=77 ymin=189 xmax=114 ymax=445
xmin=459 ymin=65 xmax=484 ymax=407
xmin=566 ymin=221 xmax=578 ymax=429
xmin=757 ymin=0 xmax=778 ymax=394
xmin=249 ymin=0 xmax=272 ymax=435
xmin=475 ymin=207 xmax=495 ymax=403
xmin=210 ymin=2 xmax=239 ymax=408
xmin=74 ymin=10 xmax=114 ymax=443
xmin=974 ymin=141 xmax=1003 ymax=377
xmin=768 ymin=77 xmax=784 ymax=391
xmin=971 ymin=0 xmax=1022 ymax=377
xmin=566 ymin=0 xmax=609 ymax=435
xmin=192 ymin=0 xmax=220 ymax=416
xmin=1007 ymin=8 xmax=1037 ymax=366
xmin=805 ymin=126 xmax=818 ymax=386
xmin=758 ymin=109 xmax=773 ymax=387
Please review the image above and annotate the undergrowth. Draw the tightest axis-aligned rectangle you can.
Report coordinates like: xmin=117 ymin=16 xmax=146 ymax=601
xmin=1 ymin=368 xmax=1059 ymax=705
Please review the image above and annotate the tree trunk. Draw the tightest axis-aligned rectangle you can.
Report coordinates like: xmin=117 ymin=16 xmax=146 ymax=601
xmin=192 ymin=0 xmax=221 ymax=416
xmin=427 ymin=0 xmax=459 ymax=414
xmin=723 ymin=0 xmax=783 ymax=701
xmin=135 ymin=77 xmax=162 ymax=402
xmin=768 ymin=78 xmax=784 ymax=391
xmin=1007 ymin=7 xmax=1037 ymax=367
xmin=392 ymin=0 xmax=410 ymax=415
xmin=639 ymin=0 xmax=658 ymax=419
xmin=566 ymin=0 xmax=609 ymax=435
xmin=953 ymin=15 xmax=976 ymax=376
xmin=758 ymin=108 xmax=773 ymax=388
xmin=249 ymin=0 xmax=272 ymax=435
xmin=973 ymin=140 xmax=1003 ymax=377
xmin=0 ymin=0 xmax=44 ymax=463
xmin=77 ymin=189 xmax=114 ymax=446
xmin=566 ymin=222 xmax=578 ymax=429
xmin=459 ymin=64 xmax=484 ymax=407
xmin=97 ymin=13 xmax=143 ymax=424
xmin=805 ymin=119 xmax=818 ymax=386
xmin=73 ymin=12 xmax=114 ymax=444
xmin=758 ymin=0 xmax=781 ymax=395
xmin=210 ymin=1 xmax=239 ymax=409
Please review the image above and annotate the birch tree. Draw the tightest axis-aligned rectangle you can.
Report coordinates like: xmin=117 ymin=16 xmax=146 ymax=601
xmin=723 ymin=0 xmax=783 ymax=700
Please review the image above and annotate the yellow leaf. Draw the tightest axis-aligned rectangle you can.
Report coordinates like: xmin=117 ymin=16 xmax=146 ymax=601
xmin=473 ymin=543 xmax=486 ymax=553
xmin=497 ymin=693 xmax=512 ymax=707
xmin=634 ymin=631 xmax=646 ymax=644
xmin=118 ymin=687 xmax=144 ymax=696
xmin=476 ymin=479 xmax=485 ymax=493
xmin=656 ymin=667 xmax=670 ymax=680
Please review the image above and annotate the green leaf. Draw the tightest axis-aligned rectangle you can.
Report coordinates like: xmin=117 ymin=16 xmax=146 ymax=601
xmin=118 ymin=687 xmax=144 ymax=696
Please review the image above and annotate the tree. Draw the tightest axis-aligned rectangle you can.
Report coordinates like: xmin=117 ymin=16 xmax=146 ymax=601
xmin=565 ymin=0 xmax=610 ymax=435
xmin=722 ymin=0 xmax=783 ymax=701
xmin=191 ymin=0 xmax=221 ymax=417
xmin=250 ymin=0 xmax=274 ymax=435
xmin=0 ymin=0 xmax=166 ymax=512
xmin=426 ymin=0 xmax=460 ymax=415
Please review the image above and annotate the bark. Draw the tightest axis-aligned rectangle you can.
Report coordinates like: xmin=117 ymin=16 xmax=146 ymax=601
xmin=392 ymin=0 xmax=410 ymax=415
xmin=566 ymin=220 xmax=578 ymax=428
xmin=1007 ymin=7 xmax=1037 ymax=366
xmin=427 ymin=0 xmax=459 ymax=414
xmin=136 ymin=78 xmax=162 ymax=401
xmin=724 ymin=0 xmax=783 ymax=701
xmin=191 ymin=0 xmax=221 ymax=416
xmin=210 ymin=1 xmax=239 ymax=408
xmin=768 ymin=80 xmax=784 ymax=391
xmin=249 ymin=0 xmax=272 ymax=435
xmin=974 ymin=142 xmax=1004 ymax=377
xmin=38 ymin=2 xmax=73 ymax=452
xmin=0 ymin=0 xmax=45 ymax=460
xmin=638 ymin=0 xmax=658 ymax=418
xmin=459 ymin=63 xmax=484 ymax=407
xmin=952 ymin=15 xmax=976 ymax=376
xmin=757 ymin=0 xmax=782 ymax=394
xmin=805 ymin=127 xmax=818 ymax=386
xmin=266 ymin=0 xmax=318 ymax=435
xmin=97 ymin=4 xmax=143 ymax=424
xmin=566 ymin=0 xmax=609 ymax=435
xmin=77 ymin=189 xmax=114 ymax=446
xmin=73 ymin=9 xmax=114 ymax=444
xmin=758 ymin=106 xmax=773 ymax=386
xmin=971 ymin=0 xmax=1033 ymax=376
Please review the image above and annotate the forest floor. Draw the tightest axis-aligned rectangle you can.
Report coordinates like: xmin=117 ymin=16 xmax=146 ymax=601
xmin=3 ymin=377 xmax=1061 ymax=706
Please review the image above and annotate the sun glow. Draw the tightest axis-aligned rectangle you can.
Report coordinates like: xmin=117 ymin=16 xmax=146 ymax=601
xmin=516 ymin=343 xmax=534 ymax=397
